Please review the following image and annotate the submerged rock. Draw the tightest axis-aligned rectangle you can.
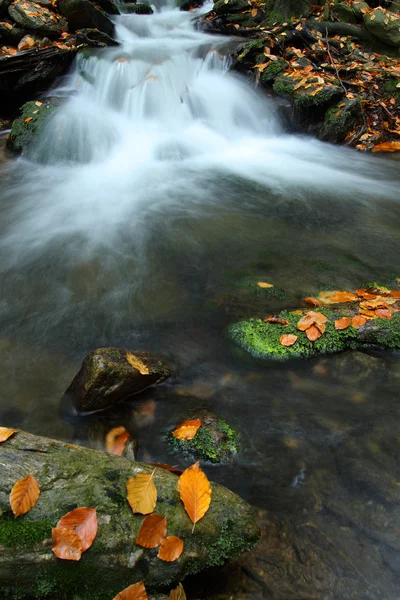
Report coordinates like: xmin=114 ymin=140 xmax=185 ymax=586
xmin=8 ymin=0 xmax=68 ymax=35
xmin=59 ymin=0 xmax=114 ymax=36
xmin=0 ymin=430 xmax=260 ymax=599
xmin=66 ymin=347 xmax=170 ymax=413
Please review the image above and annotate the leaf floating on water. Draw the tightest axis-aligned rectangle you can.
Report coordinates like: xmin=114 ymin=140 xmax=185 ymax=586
xmin=57 ymin=507 xmax=98 ymax=552
xmin=127 ymin=470 xmax=157 ymax=515
xmin=352 ymin=315 xmax=366 ymax=328
xmin=279 ymin=334 xmax=298 ymax=347
xmin=52 ymin=526 xmax=82 ymax=561
xmin=136 ymin=514 xmax=167 ymax=548
xmin=178 ymin=462 xmax=211 ymax=532
xmin=158 ymin=536 xmax=184 ymax=562
xmin=106 ymin=426 xmax=130 ymax=456
xmin=264 ymin=315 xmax=289 ymax=325
xmin=113 ymin=581 xmax=148 ymax=600
xmin=257 ymin=281 xmax=274 ymax=288
xmin=172 ymin=418 xmax=201 ymax=440
xmin=334 ymin=317 xmax=351 ymax=330
xmin=169 ymin=583 xmax=187 ymax=600
xmin=10 ymin=474 xmax=40 ymax=518
xmin=305 ymin=324 xmax=322 ymax=342
xmin=0 ymin=427 xmax=17 ymax=443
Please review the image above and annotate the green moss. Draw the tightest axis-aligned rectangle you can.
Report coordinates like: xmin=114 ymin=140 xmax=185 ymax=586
xmin=206 ymin=520 xmax=259 ymax=566
xmin=168 ymin=418 xmax=239 ymax=463
xmin=0 ymin=518 xmax=52 ymax=548
xmin=374 ymin=313 xmax=400 ymax=350
xmin=273 ymin=76 xmax=294 ymax=96
xmin=261 ymin=58 xmax=287 ymax=83
xmin=383 ymin=78 xmax=400 ymax=106
xmin=8 ymin=99 xmax=61 ymax=155
xmin=319 ymin=98 xmax=362 ymax=143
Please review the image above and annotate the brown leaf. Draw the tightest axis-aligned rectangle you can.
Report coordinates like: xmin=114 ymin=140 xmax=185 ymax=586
xmin=158 ymin=536 xmax=184 ymax=562
xmin=335 ymin=317 xmax=351 ymax=330
xmin=0 ymin=427 xmax=17 ymax=443
xmin=372 ymin=141 xmax=400 ymax=153
xmin=106 ymin=426 xmax=130 ymax=456
xmin=10 ymin=474 xmax=40 ymax=518
xmin=172 ymin=418 xmax=201 ymax=441
xmin=178 ymin=462 xmax=211 ymax=532
xmin=57 ymin=507 xmax=98 ymax=552
xmin=390 ymin=290 xmax=400 ymax=298
xmin=280 ymin=334 xmax=298 ymax=347
xmin=356 ymin=288 xmax=377 ymax=300
xmin=113 ymin=582 xmax=148 ymax=600
xmin=52 ymin=527 xmax=82 ymax=561
xmin=136 ymin=514 xmax=167 ymax=548
xmin=169 ymin=583 xmax=187 ymax=600
xmin=375 ymin=308 xmax=392 ymax=319
xmin=149 ymin=463 xmax=183 ymax=475
xmin=264 ymin=315 xmax=289 ymax=325
xmin=318 ymin=290 xmax=359 ymax=304
xmin=127 ymin=470 xmax=157 ymax=515
xmin=303 ymin=297 xmax=321 ymax=306
xmin=306 ymin=324 xmax=322 ymax=342
xmin=352 ymin=315 xmax=366 ymax=328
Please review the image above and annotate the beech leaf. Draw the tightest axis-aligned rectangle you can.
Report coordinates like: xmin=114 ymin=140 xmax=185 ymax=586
xmin=0 ymin=427 xmax=17 ymax=443
xmin=172 ymin=418 xmax=201 ymax=440
xmin=257 ymin=281 xmax=273 ymax=288
xmin=149 ymin=463 xmax=183 ymax=475
xmin=352 ymin=315 xmax=366 ymax=328
xmin=334 ymin=317 xmax=351 ymax=330
xmin=169 ymin=583 xmax=187 ymax=600
xmin=57 ymin=507 xmax=98 ymax=552
xmin=158 ymin=535 xmax=184 ymax=562
xmin=178 ymin=462 xmax=211 ymax=532
xmin=113 ymin=581 xmax=148 ymax=600
xmin=52 ymin=526 xmax=82 ymax=561
xmin=10 ymin=474 xmax=40 ymax=518
xmin=106 ymin=426 xmax=130 ymax=456
xmin=136 ymin=514 xmax=167 ymax=548
xmin=306 ymin=324 xmax=322 ymax=342
xmin=280 ymin=334 xmax=298 ymax=347
xmin=127 ymin=470 xmax=157 ymax=515
xmin=264 ymin=315 xmax=289 ymax=325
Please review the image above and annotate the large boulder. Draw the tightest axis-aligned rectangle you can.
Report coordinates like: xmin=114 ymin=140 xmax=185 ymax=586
xmin=59 ymin=0 xmax=115 ymax=36
xmin=363 ymin=8 xmax=400 ymax=47
xmin=8 ymin=0 xmax=68 ymax=36
xmin=65 ymin=348 xmax=170 ymax=413
xmin=7 ymin=97 xmax=62 ymax=154
xmin=0 ymin=430 xmax=260 ymax=599
xmin=0 ymin=18 xmax=26 ymax=44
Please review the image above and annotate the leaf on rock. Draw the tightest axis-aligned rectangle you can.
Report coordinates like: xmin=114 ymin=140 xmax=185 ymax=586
xmin=52 ymin=526 xmax=82 ymax=561
xmin=318 ymin=290 xmax=358 ymax=304
xmin=280 ymin=334 xmax=298 ymax=347
xmin=303 ymin=297 xmax=321 ymax=306
xmin=0 ymin=427 xmax=17 ymax=443
xmin=106 ymin=426 xmax=130 ymax=456
xmin=126 ymin=352 xmax=149 ymax=375
xmin=57 ymin=507 xmax=98 ymax=552
xmin=136 ymin=514 xmax=167 ymax=548
xmin=178 ymin=462 xmax=211 ymax=532
xmin=257 ymin=281 xmax=273 ymax=288
xmin=172 ymin=418 xmax=201 ymax=441
xmin=375 ymin=308 xmax=392 ymax=319
xmin=169 ymin=583 xmax=187 ymax=600
xmin=372 ymin=141 xmax=400 ymax=153
xmin=10 ymin=474 xmax=40 ymax=518
xmin=297 ymin=313 xmax=316 ymax=331
xmin=158 ymin=536 xmax=184 ymax=562
xmin=149 ymin=463 xmax=183 ymax=475
xmin=335 ymin=317 xmax=351 ymax=330
xmin=127 ymin=470 xmax=157 ymax=515
xmin=264 ymin=315 xmax=289 ymax=325
xmin=113 ymin=581 xmax=148 ymax=600
xmin=352 ymin=315 xmax=366 ymax=328
xmin=24 ymin=117 xmax=33 ymax=123
xmin=306 ymin=324 xmax=322 ymax=342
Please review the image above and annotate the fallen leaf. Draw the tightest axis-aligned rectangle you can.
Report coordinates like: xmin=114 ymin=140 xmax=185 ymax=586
xmin=356 ymin=288 xmax=376 ymax=300
xmin=178 ymin=462 xmax=211 ymax=532
xmin=372 ymin=141 xmax=400 ymax=153
xmin=306 ymin=324 xmax=322 ymax=342
xmin=375 ymin=308 xmax=392 ymax=319
xmin=113 ymin=582 xmax=148 ymax=600
xmin=172 ymin=418 xmax=201 ymax=441
xmin=352 ymin=315 xmax=366 ymax=328
xmin=24 ymin=117 xmax=33 ymax=123
xmin=169 ymin=583 xmax=186 ymax=600
xmin=297 ymin=313 xmax=316 ymax=331
xmin=280 ymin=334 xmax=298 ymax=347
xmin=257 ymin=281 xmax=274 ymax=288
xmin=106 ymin=426 xmax=130 ymax=456
xmin=127 ymin=470 xmax=157 ymax=515
xmin=390 ymin=290 xmax=400 ymax=298
xmin=335 ymin=317 xmax=351 ymax=330
xmin=52 ymin=527 xmax=82 ymax=561
xmin=264 ymin=315 xmax=289 ymax=325
xmin=126 ymin=352 xmax=149 ymax=375
xmin=251 ymin=7 xmax=257 ymax=16
xmin=149 ymin=463 xmax=183 ymax=475
xmin=10 ymin=474 xmax=40 ymax=518
xmin=136 ymin=514 xmax=167 ymax=548
xmin=318 ymin=290 xmax=359 ymax=304
xmin=158 ymin=536 xmax=184 ymax=562
xmin=303 ymin=297 xmax=321 ymax=306
xmin=0 ymin=427 xmax=17 ymax=443
xmin=57 ymin=507 xmax=98 ymax=552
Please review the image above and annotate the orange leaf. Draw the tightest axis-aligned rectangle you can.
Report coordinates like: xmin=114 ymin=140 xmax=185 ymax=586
xmin=390 ymin=290 xmax=400 ymax=298
xmin=372 ymin=141 xmax=400 ymax=153
xmin=280 ymin=334 xmax=298 ymax=347
xmin=335 ymin=317 xmax=351 ymax=330
xmin=136 ymin=514 xmax=167 ymax=548
xmin=0 ymin=427 xmax=17 ymax=443
xmin=127 ymin=470 xmax=157 ymax=515
xmin=375 ymin=308 xmax=392 ymax=319
xmin=149 ymin=463 xmax=183 ymax=475
xmin=10 ymin=474 xmax=40 ymax=518
xmin=106 ymin=426 xmax=130 ymax=456
xmin=172 ymin=419 xmax=201 ymax=441
xmin=318 ymin=290 xmax=359 ymax=304
xmin=57 ymin=507 xmax=98 ymax=552
xmin=52 ymin=526 xmax=82 ymax=561
xmin=352 ymin=315 xmax=366 ymax=328
xmin=169 ymin=583 xmax=187 ymax=599
xmin=306 ymin=324 xmax=322 ymax=342
xmin=158 ymin=536 xmax=184 ymax=562
xmin=264 ymin=316 xmax=289 ymax=325
xmin=297 ymin=313 xmax=316 ymax=331
xmin=178 ymin=462 xmax=211 ymax=532
xmin=356 ymin=289 xmax=376 ymax=300
xmin=113 ymin=582 xmax=148 ymax=600
xmin=24 ymin=117 xmax=33 ymax=123
xmin=303 ymin=297 xmax=321 ymax=306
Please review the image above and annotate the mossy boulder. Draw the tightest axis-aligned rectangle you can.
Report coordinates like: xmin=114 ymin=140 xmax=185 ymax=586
xmin=66 ymin=347 xmax=170 ymax=413
xmin=75 ymin=27 xmax=119 ymax=46
xmin=333 ymin=0 xmax=357 ymax=24
xmin=273 ymin=74 xmax=344 ymax=109
xmin=0 ymin=430 xmax=260 ymax=599
xmin=318 ymin=97 xmax=362 ymax=143
xmin=214 ymin=0 xmax=250 ymax=16
xmin=228 ymin=309 xmax=400 ymax=360
xmin=7 ymin=97 xmax=62 ymax=155
xmin=120 ymin=2 xmax=153 ymax=13
xmin=8 ymin=0 xmax=68 ymax=35
xmin=168 ymin=411 xmax=240 ymax=464
xmin=363 ymin=8 xmax=400 ymax=47
xmin=59 ymin=0 xmax=114 ymax=36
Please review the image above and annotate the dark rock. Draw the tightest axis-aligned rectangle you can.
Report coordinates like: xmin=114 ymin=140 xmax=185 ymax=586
xmin=7 ymin=97 xmax=62 ymax=153
xmin=363 ymin=8 xmax=400 ymax=47
xmin=214 ymin=0 xmax=250 ymax=15
xmin=75 ymin=27 xmax=119 ymax=46
xmin=8 ymin=0 xmax=68 ymax=36
xmin=96 ymin=0 xmax=119 ymax=14
xmin=0 ymin=18 xmax=26 ymax=44
xmin=66 ymin=347 xmax=170 ymax=413
xmin=318 ymin=97 xmax=362 ymax=143
xmin=180 ymin=0 xmax=204 ymax=11
xmin=333 ymin=0 xmax=358 ymax=23
xmin=59 ymin=0 xmax=114 ymax=36
xmin=0 ymin=0 xmax=12 ymax=15
xmin=120 ymin=2 xmax=153 ymax=13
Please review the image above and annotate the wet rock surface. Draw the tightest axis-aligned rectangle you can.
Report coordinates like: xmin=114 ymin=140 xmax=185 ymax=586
xmin=59 ymin=0 xmax=114 ymax=37
xmin=8 ymin=0 xmax=68 ymax=35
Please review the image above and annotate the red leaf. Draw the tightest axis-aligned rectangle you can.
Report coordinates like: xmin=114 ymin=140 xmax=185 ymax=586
xmin=57 ymin=507 xmax=98 ymax=552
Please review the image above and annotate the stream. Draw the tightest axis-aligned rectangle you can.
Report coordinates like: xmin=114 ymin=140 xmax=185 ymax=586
xmin=1 ymin=0 xmax=400 ymax=597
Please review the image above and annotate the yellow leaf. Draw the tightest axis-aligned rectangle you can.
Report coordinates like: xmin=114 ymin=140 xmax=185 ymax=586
xmin=293 ymin=77 xmax=307 ymax=90
xmin=126 ymin=352 xmax=149 ymax=375
xmin=127 ymin=470 xmax=157 ymax=515
xmin=35 ymin=100 xmax=42 ymax=106
xmin=251 ymin=8 xmax=257 ymax=17
xmin=10 ymin=474 xmax=40 ymax=518
xmin=257 ymin=281 xmax=273 ymax=288
xmin=0 ymin=427 xmax=17 ymax=443
xmin=172 ymin=418 xmax=201 ymax=440
xmin=169 ymin=583 xmax=186 ymax=600
xmin=177 ymin=462 xmax=211 ymax=532
xmin=310 ymin=86 xmax=323 ymax=97
xmin=372 ymin=141 xmax=400 ymax=153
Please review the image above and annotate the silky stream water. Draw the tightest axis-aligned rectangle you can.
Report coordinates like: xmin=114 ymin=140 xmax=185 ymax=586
xmin=1 ymin=2 xmax=400 ymax=598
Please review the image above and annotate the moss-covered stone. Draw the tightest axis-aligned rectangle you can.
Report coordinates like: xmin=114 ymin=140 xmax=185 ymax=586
xmin=261 ymin=57 xmax=287 ymax=83
xmin=319 ymin=97 xmax=362 ymax=143
xmin=120 ymin=3 xmax=153 ymax=13
xmin=363 ymin=8 xmax=400 ymax=48
xmin=8 ymin=0 xmax=68 ymax=35
xmin=168 ymin=411 xmax=239 ymax=463
xmin=7 ymin=98 xmax=62 ymax=155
